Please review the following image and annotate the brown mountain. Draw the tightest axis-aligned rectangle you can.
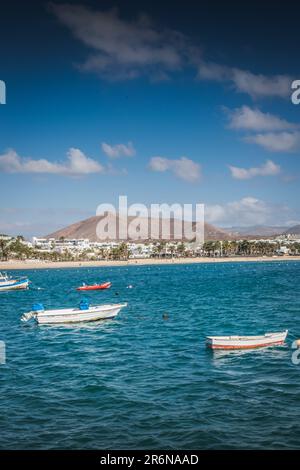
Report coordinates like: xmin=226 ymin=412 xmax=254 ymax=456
xmin=46 ymin=213 xmax=233 ymax=242
xmin=285 ymin=225 xmax=300 ymax=235
xmin=228 ymin=225 xmax=286 ymax=237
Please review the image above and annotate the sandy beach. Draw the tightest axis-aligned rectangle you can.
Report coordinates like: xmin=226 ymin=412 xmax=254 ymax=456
xmin=1 ymin=255 xmax=300 ymax=270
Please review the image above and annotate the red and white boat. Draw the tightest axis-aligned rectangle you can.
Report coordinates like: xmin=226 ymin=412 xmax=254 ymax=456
xmin=76 ymin=281 xmax=111 ymax=291
xmin=206 ymin=330 xmax=288 ymax=350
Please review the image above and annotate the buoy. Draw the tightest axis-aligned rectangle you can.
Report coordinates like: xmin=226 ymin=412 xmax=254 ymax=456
xmin=127 ymin=285 xmax=133 ymax=289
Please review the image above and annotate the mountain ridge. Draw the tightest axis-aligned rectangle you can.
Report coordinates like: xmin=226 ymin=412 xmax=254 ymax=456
xmin=285 ymin=224 xmax=300 ymax=235
xmin=46 ymin=213 xmax=235 ymax=242
xmin=46 ymin=215 xmax=299 ymax=241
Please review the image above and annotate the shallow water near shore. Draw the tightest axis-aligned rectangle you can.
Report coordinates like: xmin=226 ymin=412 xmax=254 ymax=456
xmin=1 ymin=261 xmax=300 ymax=449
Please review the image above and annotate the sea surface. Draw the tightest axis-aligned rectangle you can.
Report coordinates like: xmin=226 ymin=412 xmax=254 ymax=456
xmin=1 ymin=261 xmax=300 ymax=449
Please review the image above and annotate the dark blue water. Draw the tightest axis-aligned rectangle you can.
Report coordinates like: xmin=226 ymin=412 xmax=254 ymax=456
xmin=1 ymin=261 xmax=300 ymax=449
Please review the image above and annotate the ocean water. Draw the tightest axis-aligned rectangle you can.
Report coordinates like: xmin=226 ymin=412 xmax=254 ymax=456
xmin=1 ymin=261 xmax=300 ymax=450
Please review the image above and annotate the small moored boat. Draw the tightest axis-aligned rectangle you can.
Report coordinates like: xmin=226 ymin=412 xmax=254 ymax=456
xmin=76 ymin=281 xmax=112 ymax=291
xmin=0 ymin=272 xmax=29 ymax=291
xmin=21 ymin=300 xmax=127 ymax=325
xmin=206 ymin=330 xmax=288 ymax=350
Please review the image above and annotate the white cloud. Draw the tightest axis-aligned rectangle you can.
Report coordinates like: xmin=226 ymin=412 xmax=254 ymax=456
xmin=50 ymin=2 xmax=293 ymax=105
xmin=227 ymin=106 xmax=298 ymax=132
xmin=101 ymin=142 xmax=136 ymax=158
xmin=198 ymin=61 xmax=291 ymax=99
xmin=245 ymin=132 xmax=300 ymax=152
xmin=50 ymin=3 xmax=189 ymax=80
xmin=149 ymin=156 xmax=201 ymax=182
xmin=0 ymin=148 xmax=104 ymax=175
xmin=229 ymin=160 xmax=281 ymax=180
xmin=225 ymin=106 xmax=300 ymax=153
xmin=205 ymin=197 xmax=289 ymax=227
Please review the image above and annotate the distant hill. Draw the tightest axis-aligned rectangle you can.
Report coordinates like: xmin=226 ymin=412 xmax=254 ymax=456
xmin=285 ymin=225 xmax=300 ymax=235
xmin=228 ymin=225 xmax=286 ymax=237
xmin=46 ymin=213 xmax=234 ymax=242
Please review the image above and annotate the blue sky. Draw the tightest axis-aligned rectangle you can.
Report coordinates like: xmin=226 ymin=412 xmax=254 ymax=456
xmin=1 ymin=0 xmax=300 ymax=237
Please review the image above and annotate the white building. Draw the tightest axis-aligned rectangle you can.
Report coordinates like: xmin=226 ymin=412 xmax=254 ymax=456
xmin=31 ymin=237 xmax=200 ymax=258
xmin=32 ymin=237 xmax=90 ymax=252
xmin=128 ymin=242 xmax=154 ymax=258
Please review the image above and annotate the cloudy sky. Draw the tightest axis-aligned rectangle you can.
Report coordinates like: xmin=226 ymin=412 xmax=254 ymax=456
xmin=1 ymin=0 xmax=300 ymax=237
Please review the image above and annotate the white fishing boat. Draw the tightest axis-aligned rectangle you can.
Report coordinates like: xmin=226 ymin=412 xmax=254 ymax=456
xmin=21 ymin=300 xmax=127 ymax=325
xmin=0 ymin=272 xmax=29 ymax=291
xmin=206 ymin=330 xmax=288 ymax=350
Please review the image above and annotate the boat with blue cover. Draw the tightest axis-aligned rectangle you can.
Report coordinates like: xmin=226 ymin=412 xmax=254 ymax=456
xmin=0 ymin=272 xmax=29 ymax=291
xmin=21 ymin=299 xmax=127 ymax=324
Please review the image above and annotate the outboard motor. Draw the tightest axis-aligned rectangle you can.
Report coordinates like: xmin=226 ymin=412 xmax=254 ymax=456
xmin=21 ymin=303 xmax=44 ymax=322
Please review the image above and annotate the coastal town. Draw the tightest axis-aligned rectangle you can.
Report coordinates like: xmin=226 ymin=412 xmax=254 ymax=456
xmin=1 ymin=232 xmax=300 ymax=263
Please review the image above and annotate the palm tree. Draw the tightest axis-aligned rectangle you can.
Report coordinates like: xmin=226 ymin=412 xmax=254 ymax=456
xmin=177 ymin=242 xmax=186 ymax=257
xmin=238 ymin=240 xmax=250 ymax=256
xmin=291 ymin=242 xmax=300 ymax=254
xmin=0 ymin=238 xmax=12 ymax=260
xmin=118 ymin=242 xmax=129 ymax=260
xmin=214 ymin=241 xmax=221 ymax=256
xmin=222 ymin=240 xmax=230 ymax=256
xmin=152 ymin=242 xmax=160 ymax=258
xmin=169 ymin=245 xmax=176 ymax=259
xmin=203 ymin=241 xmax=217 ymax=257
xmin=157 ymin=241 xmax=167 ymax=258
xmin=9 ymin=238 xmax=26 ymax=259
xmin=137 ymin=245 xmax=143 ymax=257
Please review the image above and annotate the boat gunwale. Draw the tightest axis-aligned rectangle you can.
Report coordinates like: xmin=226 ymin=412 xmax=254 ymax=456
xmin=37 ymin=310 xmax=120 ymax=324
xmin=206 ymin=330 xmax=288 ymax=342
xmin=28 ymin=303 xmax=127 ymax=317
xmin=0 ymin=278 xmax=29 ymax=289
xmin=77 ymin=281 xmax=111 ymax=290
xmin=207 ymin=340 xmax=286 ymax=350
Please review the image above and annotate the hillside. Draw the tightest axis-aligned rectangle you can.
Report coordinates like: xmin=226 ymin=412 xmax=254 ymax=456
xmin=46 ymin=213 xmax=234 ymax=242
xmin=285 ymin=225 xmax=300 ymax=235
xmin=228 ymin=225 xmax=286 ymax=237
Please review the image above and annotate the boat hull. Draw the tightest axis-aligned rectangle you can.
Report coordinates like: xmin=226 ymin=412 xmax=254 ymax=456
xmin=76 ymin=282 xmax=111 ymax=291
xmin=206 ymin=331 xmax=288 ymax=350
xmin=22 ymin=303 xmax=127 ymax=325
xmin=0 ymin=279 xmax=29 ymax=291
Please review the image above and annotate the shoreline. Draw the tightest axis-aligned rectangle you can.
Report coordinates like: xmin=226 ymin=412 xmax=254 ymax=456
xmin=1 ymin=255 xmax=300 ymax=270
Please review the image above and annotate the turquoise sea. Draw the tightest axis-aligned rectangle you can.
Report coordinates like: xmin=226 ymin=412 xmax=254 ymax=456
xmin=1 ymin=261 xmax=300 ymax=449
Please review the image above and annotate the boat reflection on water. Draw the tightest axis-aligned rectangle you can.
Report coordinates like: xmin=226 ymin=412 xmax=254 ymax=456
xmin=207 ymin=342 xmax=290 ymax=368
